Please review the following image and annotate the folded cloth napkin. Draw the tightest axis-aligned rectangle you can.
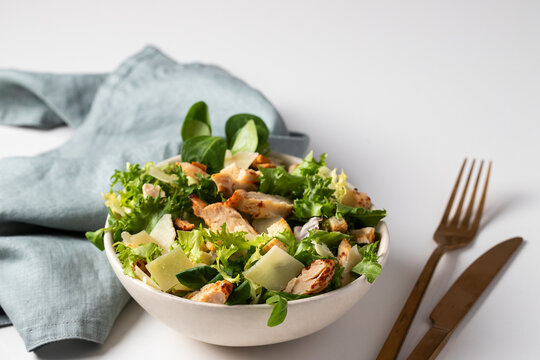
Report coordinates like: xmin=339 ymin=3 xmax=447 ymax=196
xmin=0 ymin=46 xmax=309 ymax=351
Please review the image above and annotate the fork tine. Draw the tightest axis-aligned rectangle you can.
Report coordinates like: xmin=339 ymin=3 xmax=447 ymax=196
xmin=462 ymin=160 xmax=484 ymax=229
xmin=470 ymin=161 xmax=492 ymax=232
xmin=440 ymin=159 xmax=467 ymax=225
xmin=449 ymin=159 xmax=476 ymax=227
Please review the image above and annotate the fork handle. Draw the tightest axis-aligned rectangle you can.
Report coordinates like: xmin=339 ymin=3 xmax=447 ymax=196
xmin=377 ymin=245 xmax=447 ymax=360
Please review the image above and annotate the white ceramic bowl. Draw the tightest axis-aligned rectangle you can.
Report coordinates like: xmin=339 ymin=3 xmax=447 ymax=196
xmin=104 ymin=153 xmax=389 ymax=346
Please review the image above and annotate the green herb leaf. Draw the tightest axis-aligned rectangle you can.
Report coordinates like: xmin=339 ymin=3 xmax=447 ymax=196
xmin=266 ymin=295 xmax=288 ymax=327
xmin=181 ymin=136 xmax=227 ymax=173
xmin=264 ymin=290 xmax=310 ymax=301
xmin=86 ymin=228 xmax=105 ymax=251
xmin=181 ymin=101 xmax=212 ymax=141
xmin=230 ymin=120 xmax=258 ymax=154
xmin=226 ymin=280 xmax=251 ymax=305
xmin=176 ymin=266 xmax=219 ymax=290
xmin=336 ymin=203 xmax=386 ymax=228
xmin=351 ymin=241 xmax=381 ymax=283
xmin=225 ymin=113 xmax=269 ymax=153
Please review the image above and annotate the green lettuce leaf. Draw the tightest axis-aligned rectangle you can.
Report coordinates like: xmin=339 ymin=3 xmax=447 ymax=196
xmin=351 ymin=241 xmax=381 ymax=283
xmin=335 ymin=203 xmax=386 ymax=228
xmin=258 ymin=166 xmax=305 ymax=198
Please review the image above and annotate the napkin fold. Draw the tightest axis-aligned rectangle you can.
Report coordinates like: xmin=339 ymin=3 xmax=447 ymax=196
xmin=0 ymin=46 xmax=309 ymax=351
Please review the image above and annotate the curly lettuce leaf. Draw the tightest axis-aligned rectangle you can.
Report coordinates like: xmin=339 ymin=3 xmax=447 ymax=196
xmin=293 ymin=175 xmax=336 ymax=220
xmin=292 ymin=151 xmax=327 ymax=177
xmin=114 ymin=242 xmax=162 ymax=278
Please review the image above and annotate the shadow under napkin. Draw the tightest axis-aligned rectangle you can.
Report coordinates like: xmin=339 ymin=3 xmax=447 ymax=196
xmin=0 ymin=45 xmax=309 ymax=352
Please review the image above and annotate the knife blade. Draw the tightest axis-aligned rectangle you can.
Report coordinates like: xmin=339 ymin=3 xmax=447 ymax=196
xmin=407 ymin=237 xmax=523 ymax=360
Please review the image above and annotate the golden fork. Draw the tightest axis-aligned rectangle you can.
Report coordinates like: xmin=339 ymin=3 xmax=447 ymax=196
xmin=377 ymin=159 xmax=492 ymax=360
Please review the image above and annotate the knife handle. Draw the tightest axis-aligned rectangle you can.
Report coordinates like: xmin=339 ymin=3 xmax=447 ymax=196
xmin=407 ymin=326 xmax=452 ymax=360
xmin=377 ymin=245 xmax=447 ymax=360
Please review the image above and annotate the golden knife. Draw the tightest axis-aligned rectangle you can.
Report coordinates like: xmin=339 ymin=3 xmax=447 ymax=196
xmin=407 ymin=237 xmax=523 ymax=360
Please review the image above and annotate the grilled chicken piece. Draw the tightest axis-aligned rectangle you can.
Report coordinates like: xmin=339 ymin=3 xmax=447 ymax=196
xmin=327 ymin=216 xmax=348 ymax=233
xmin=225 ymin=189 xmax=293 ymax=219
xmin=211 ymin=173 xmax=234 ymax=198
xmin=190 ymin=161 xmax=207 ymax=172
xmin=351 ymin=227 xmax=375 ymax=244
xmin=220 ymin=164 xmax=259 ymax=191
xmin=186 ymin=280 xmax=233 ymax=304
xmin=142 ymin=183 xmax=165 ymax=199
xmin=341 ymin=188 xmax=371 ymax=209
xmin=188 ymin=195 xmax=257 ymax=235
xmin=283 ymin=259 xmax=336 ymax=295
xmin=262 ymin=238 xmax=288 ymax=253
xmin=176 ymin=162 xmax=209 ymax=182
xmin=337 ymin=239 xmax=352 ymax=267
xmin=250 ymin=154 xmax=277 ymax=169
xmin=174 ymin=218 xmax=195 ymax=231
xmin=189 ymin=195 xmax=209 ymax=217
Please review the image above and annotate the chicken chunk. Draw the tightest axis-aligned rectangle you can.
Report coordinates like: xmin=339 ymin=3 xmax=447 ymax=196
xmin=283 ymin=259 xmax=336 ymax=295
xmin=142 ymin=183 xmax=165 ymax=199
xmin=174 ymin=218 xmax=195 ymax=231
xmin=350 ymin=227 xmax=375 ymax=244
xmin=190 ymin=161 xmax=207 ymax=172
xmin=341 ymin=188 xmax=371 ymax=209
xmin=220 ymin=164 xmax=259 ymax=192
xmin=262 ymin=238 xmax=288 ymax=253
xmin=327 ymin=216 xmax=348 ymax=233
xmin=186 ymin=280 xmax=233 ymax=304
xmin=211 ymin=173 xmax=234 ymax=198
xmin=189 ymin=195 xmax=257 ymax=235
xmin=225 ymin=189 xmax=293 ymax=219
xmin=337 ymin=239 xmax=352 ymax=267
xmin=176 ymin=161 xmax=208 ymax=182
xmin=250 ymin=154 xmax=277 ymax=169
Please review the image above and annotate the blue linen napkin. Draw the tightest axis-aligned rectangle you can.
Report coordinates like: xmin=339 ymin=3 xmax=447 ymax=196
xmin=0 ymin=46 xmax=309 ymax=351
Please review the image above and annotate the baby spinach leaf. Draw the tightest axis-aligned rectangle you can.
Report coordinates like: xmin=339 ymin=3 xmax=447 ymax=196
xmin=230 ymin=120 xmax=258 ymax=154
xmin=335 ymin=203 xmax=387 ymax=228
xmin=176 ymin=265 xmax=219 ymax=290
xmin=181 ymin=136 xmax=227 ymax=173
xmin=266 ymin=295 xmax=288 ymax=327
xmin=85 ymin=228 xmax=105 ymax=251
xmin=181 ymin=101 xmax=212 ymax=141
xmin=208 ymin=273 xmax=224 ymax=284
xmin=225 ymin=113 xmax=269 ymax=152
xmin=226 ymin=280 xmax=251 ymax=305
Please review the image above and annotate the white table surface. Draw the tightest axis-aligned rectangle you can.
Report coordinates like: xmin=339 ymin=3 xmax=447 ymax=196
xmin=1 ymin=1 xmax=539 ymax=359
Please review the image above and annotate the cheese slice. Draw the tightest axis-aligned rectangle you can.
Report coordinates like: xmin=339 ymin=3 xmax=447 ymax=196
xmin=149 ymin=214 xmax=176 ymax=252
xmin=146 ymin=246 xmax=194 ymax=291
xmin=122 ymin=230 xmax=155 ymax=247
xmin=243 ymin=246 xmax=304 ymax=291
xmin=134 ymin=266 xmax=161 ymax=291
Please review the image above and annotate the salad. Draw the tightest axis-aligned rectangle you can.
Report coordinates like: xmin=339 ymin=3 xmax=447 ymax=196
xmin=87 ymin=101 xmax=387 ymax=326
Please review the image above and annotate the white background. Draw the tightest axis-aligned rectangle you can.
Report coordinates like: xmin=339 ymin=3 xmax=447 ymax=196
xmin=1 ymin=0 xmax=539 ymax=359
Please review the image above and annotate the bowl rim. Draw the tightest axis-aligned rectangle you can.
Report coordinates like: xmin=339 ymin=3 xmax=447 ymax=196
xmin=104 ymin=152 xmax=390 ymax=309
